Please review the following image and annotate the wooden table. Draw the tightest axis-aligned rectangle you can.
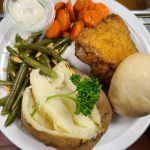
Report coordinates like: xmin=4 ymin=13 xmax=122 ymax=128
xmin=0 ymin=0 xmax=3 ymax=14
xmin=0 ymin=126 xmax=150 ymax=150
xmin=116 ymin=0 xmax=150 ymax=10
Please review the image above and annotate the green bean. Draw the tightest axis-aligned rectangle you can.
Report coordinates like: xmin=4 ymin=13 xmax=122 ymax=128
xmin=59 ymin=43 xmax=70 ymax=55
xmin=23 ymin=56 xmax=57 ymax=79
xmin=53 ymin=37 xmax=71 ymax=50
xmin=43 ymin=37 xmax=66 ymax=48
xmin=0 ymin=96 xmax=8 ymax=106
xmin=1 ymin=63 xmax=28 ymax=115
xmin=27 ymin=36 xmax=37 ymax=44
xmin=36 ymin=39 xmax=54 ymax=46
xmin=16 ymin=33 xmax=40 ymax=56
xmin=5 ymin=100 xmax=21 ymax=127
xmin=39 ymin=55 xmax=46 ymax=65
xmin=0 ymin=80 xmax=13 ymax=86
xmin=18 ymin=49 xmax=32 ymax=58
xmin=27 ymin=32 xmax=42 ymax=43
xmin=6 ymin=46 xmax=18 ymax=57
xmin=8 ymin=47 xmax=23 ymax=65
xmin=42 ymin=54 xmax=51 ymax=68
xmin=8 ymin=57 xmax=17 ymax=81
xmin=13 ymin=78 xmax=29 ymax=109
xmin=17 ymin=43 xmax=33 ymax=57
xmin=39 ymin=54 xmax=51 ymax=68
xmin=7 ymin=60 xmax=10 ymax=81
xmin=53 ymin=37 xmax=64 ymax=44
xmin=44 ymin=37 xmax=66 ymax=47
xmin=15 ymin=43 xmax=62 ymax=61
xmin=15 ymin=34 xmax=24 ymax=43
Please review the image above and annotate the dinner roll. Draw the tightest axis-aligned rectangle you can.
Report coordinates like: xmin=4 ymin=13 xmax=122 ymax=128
xmin=109 ymin=52 xmax=150 ymax=117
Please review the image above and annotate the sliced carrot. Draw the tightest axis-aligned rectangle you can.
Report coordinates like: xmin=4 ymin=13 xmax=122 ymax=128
xmin=56 ymin=9 xmax=71 ymax=32
xmin=66 ymin=0 xmax=75 ymax=21
xmin=78 ymin=20 xmax=84 ymax=30
xmin=74 ymin=0 xmax=91 ymax=11
xmin=95 ymin=3 xmax=109 ymax=18
xmin=70 ymin=21 xmax=82 ymax=41
xmin=83 ymin=10 xmax=103 ymax=27
xmin=55 ymin=2 xmax=65 ymax=11
xmin=62 ymin=31 xmax=70 ymax=37
xmin=46 ymin=20 xmax=61 ymax=38
xmin=88 ymin=0 xmax=95 ymax=10
xmin=77 ymin=9 xmax=85 ymax=20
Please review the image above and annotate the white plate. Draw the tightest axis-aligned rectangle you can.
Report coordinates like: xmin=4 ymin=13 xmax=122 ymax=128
xmin=0 ymin=0 xmax=150 ymax=150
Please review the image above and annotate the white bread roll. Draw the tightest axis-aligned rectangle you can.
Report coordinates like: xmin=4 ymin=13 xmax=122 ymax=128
xmin=109 ymin=52 xmax=150 ymax=117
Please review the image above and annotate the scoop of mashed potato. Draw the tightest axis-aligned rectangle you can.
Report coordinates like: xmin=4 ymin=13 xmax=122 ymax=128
xmin=109 ymin=52 xmax=150 ymax=117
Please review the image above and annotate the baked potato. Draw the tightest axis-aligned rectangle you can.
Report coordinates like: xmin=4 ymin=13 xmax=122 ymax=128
xmin=21 ymin=61 xmax=112 ymax=150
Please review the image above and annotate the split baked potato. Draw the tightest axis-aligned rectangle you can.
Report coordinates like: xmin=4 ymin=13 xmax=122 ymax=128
xmin=21 ymin=61 xmax=112 ymax=150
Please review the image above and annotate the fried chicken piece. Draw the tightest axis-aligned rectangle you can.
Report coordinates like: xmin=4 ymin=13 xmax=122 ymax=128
xmin=75 ymin=14 xmax=137 ymax=84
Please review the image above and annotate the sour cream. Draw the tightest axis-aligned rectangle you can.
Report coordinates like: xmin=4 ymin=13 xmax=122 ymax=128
xmin=9 ymin=0 xmax=48 ymax=31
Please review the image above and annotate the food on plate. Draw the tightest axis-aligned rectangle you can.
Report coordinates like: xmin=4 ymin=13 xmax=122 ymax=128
xmin=109 ymin=53 xmax=150 ymax=117
xmin=0 ymin=34 xmax=71 ymax=126
xmin=81 ymin=2 xmax=109 ymax=27
xmin=55 ymin=2 xmax=66 ymax=12
xmin=66 ymin=0 xmax=75 ymax=21
xmin=56 ymin=9 xmax=71 ymax=32
xmin=46 ymin=0 xmax=110 ymax=40
xmin=7 ymin=0 xmax=54 ymax=32
xmin=63 ymin=31 xmax=70 ymax=38
xmin=83 ymin=10 xmax=103 ymax=27
xmin=94 ymin=3 xmax=109 ymax=19
xmin=70 ymin=21 xmax=83 ymax=41
xmin=1 ymin=0 xmax=150 ymax=149
xmin=46 ymin=20 xmax=61 ymax=38
xmin=22 ymin=61 xmax=112 ymax=150
xmin=75 ymin=14 xmax=138 ymax=83
xmin=74 ymin=0 xmax=91 ymax=11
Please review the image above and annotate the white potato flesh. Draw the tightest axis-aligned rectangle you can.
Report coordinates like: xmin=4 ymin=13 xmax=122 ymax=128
xmin=43 ymin=99 xmax=76 ymax=133
xmin=28 ymin=61 xmax=102 ymax=139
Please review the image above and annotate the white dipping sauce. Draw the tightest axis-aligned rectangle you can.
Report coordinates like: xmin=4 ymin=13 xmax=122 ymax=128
xmin=10 ymin=0 xmax=47 ymax=29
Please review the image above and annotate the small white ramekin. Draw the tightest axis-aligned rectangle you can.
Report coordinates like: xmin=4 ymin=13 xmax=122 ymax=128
xmin=3 ymin=0 xmax=55 ymax=33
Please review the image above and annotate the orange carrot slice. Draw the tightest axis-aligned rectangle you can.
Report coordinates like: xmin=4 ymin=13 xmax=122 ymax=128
xmin=46 ymin=20 xmax=61 ymax=38
xmin=88 ymin=0 xmax=95 ymax=10
xmin=66 ymin=0 xmax=75 ymax=21
xmin=74 ymin=0 xmax=91 ymax=11
xmin=95 ymin=3 xmax=109 ymax=18
xmin=56 ymin=9 xmax=71 ymax=32
xmin=78 ymin=20 xmax=84 ymax=30
xmin=83 ymin=10 xmax=103 ymax=27
xmin=55 ymin=2 xmax=65 ymax=11
xmin=62 ymin=31 xmax=70 ymax=37
xmin=70 ymin=21 xmax=82 ymax=41
xmin=77 ymin=9 xmax=86 ymax=20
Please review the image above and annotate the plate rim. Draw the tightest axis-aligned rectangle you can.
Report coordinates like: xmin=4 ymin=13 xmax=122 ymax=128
xmin=0 ymin=0 xmax=150 ymax=150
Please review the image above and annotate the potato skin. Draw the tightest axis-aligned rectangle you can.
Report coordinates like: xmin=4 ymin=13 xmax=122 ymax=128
xmin=21 ymin=91 xmax=112 ymax=150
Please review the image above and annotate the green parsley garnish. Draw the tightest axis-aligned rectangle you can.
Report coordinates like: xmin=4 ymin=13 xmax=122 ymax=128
xmin=47 ymin=74 xmax=102 ymax=116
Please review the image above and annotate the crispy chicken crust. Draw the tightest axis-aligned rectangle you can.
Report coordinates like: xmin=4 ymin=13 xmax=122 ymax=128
xmin=75 ymin=14 xmax=137 ymax=83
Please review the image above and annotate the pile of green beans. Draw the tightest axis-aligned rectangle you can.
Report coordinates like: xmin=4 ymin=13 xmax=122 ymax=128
xmin=0 ymin=34 xmax=71 ymax=126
